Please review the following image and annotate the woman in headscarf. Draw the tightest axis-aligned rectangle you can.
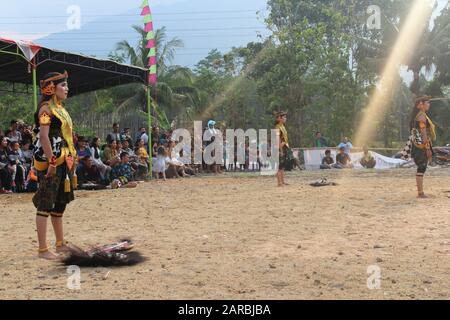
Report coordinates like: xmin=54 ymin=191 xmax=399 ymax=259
xmin=32 ymin=71 xmax=76 ymax=260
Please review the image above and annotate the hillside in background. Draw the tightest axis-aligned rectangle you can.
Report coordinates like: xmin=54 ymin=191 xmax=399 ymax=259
xmin=38 ymin=0 xmax=269 ymax=67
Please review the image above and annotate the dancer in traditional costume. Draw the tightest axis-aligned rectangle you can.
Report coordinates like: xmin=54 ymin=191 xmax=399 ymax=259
xmin=409 ymin=96 xmax=436 ymax=198
xmin=275 ymin=111 xmax=289 ymax=187
xmin=32 ymin=71 xmax=77 ymax=260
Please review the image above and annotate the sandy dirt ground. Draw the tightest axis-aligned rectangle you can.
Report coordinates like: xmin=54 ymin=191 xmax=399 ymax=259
xmin=0 ymin=167 xmax=449 ymax=300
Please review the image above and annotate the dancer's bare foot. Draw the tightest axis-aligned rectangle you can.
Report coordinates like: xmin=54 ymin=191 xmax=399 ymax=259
xmin=417 ymin=192 xmax=429 ymax=199
xmin=278 ymin=183 xmax=284 ymax=187
xmin=56 ymin=244 xmax=71 ymax=254
xmin=38 ymin=249 xmax=59 ymax=260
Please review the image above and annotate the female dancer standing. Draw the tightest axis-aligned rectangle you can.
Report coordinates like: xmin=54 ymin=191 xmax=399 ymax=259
xmin=409 ymin=96 xmax=436 ymax=198
xmin=33 ymin=71 xmax=76 ymax=259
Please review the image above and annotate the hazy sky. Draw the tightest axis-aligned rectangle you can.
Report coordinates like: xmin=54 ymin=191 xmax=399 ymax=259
xmin=0 ymin=0 xmax=447 ymax=78
xmin=1 ymin=0 xmax=446 ymax=41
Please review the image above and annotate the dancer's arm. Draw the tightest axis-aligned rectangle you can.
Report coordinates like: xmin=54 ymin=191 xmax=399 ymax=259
xmin=38 ymin=105 xmax=56 ymax=177
xmin=417 ymin=114 xmax=432 ymax=159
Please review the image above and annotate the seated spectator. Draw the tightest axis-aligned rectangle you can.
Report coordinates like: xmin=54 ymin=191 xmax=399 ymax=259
xmin=111 ymin=152 xmax=137 ymax=187
xmin=122 ymin=139 xmax=137 ymax=159
xmin=136 ymin=139 xmax=149 ymax=164
xmin=0 ymin=137 xmax=13 ymax=194
xmin=8 ymin=140 xmax=27 ymax=192
xmin=116 ymin=140 xmax=123 ymax=154
xmin=314 ymin=131 xmax=329 ymax=148
xmin=133 ymin=139 xmax=149 ymax=180
xmin=102 ymin=140 xmax=120 ymax=168
xmin=122 ymin=128 xmax=133 ymax=147
xmin=20 ymin=141 xmax=33 ymax=171
xmin=76 ymin=136 xmax=92 ymax=161
xmin=320 ymin=149 xmax=334 ymax=169
xmin=21 ymin=125 xmax=33 ymax=146
xmin=338 ymin=137 xmax=353 ymax=154
xmin=166 ymin=140 xmax=188 ymax=177
xmin=152 ymin=146 xmax=167 ymax=181
xmin=76 ymin=156 xmax=106 ymax=188
xmin=360 ymin=146 xmax=376 ymax=169
xmin=90 ymin=137 xmax=111 ymax=180
xmin=335 ymin=146 xmax=353 ymax=169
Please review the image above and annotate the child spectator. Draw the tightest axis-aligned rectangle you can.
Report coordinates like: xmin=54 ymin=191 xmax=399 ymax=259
xmin=335 ymin=146 xmax=353 ymax=169
xmin=360 ymin=146 xmax=376 ymax=169
xmin=152 ymin=146 xmax=167 ymax=181
xmin=320 ymin=149 xmax=334 ymax=169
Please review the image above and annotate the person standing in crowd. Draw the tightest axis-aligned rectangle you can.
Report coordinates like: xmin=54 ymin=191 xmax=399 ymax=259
xmin=409 ymin=96 xmax=436 ymax=198
xmin=106 ymin=123 xmax=121 ymax=145
xmin=338 ymin=137 xmax=353 ymax=154
xmin=0 ymin=136 xmax=13 ymax=194
xmin=204 ymin=120 xmax=222 ymax=174
xmin=8 ymin=140 xmax=27 ymax=192
xmin=6 ymin=120 xmax=22 ymax=143
xmin=139 ymin=127 xmax=149 ymax=151
xmin=313 ymin=131 xmax=329 ymax=148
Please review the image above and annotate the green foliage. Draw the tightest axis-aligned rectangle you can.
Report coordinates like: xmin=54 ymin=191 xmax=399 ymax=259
xmin=1 ymin=1 xmax=449 ymax=148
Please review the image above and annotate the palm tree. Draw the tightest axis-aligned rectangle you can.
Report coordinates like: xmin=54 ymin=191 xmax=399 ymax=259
xmin=112 ymin=26 xmax=199 ymax=128
xmin=408 ymin=2 xmax=450 ymax=95
xmin=358 ymin=1 xmax=449 ymax=96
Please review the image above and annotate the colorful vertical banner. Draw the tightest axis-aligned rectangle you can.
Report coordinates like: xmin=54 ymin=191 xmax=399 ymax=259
xmin=141 ymin=0 xmax=157 ymax=85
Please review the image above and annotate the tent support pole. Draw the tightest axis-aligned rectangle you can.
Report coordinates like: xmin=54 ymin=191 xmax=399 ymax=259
xmin=147 ymin=85 xmax=152 ymax=179
xmin=32 ymin=59 xmax=38 ymax=112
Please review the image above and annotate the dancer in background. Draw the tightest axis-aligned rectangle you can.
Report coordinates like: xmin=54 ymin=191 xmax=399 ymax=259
xmin=409 ymin=96 xmax=436 ymax=198
xmin=275 ymin=110 xmax=290 ymax=187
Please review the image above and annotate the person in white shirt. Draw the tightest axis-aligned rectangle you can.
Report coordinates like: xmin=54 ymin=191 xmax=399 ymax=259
xmin=139 ymin=127 xmax=149 ymax=150
xmin=152 ymin=146 xmax=167 ymax=181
